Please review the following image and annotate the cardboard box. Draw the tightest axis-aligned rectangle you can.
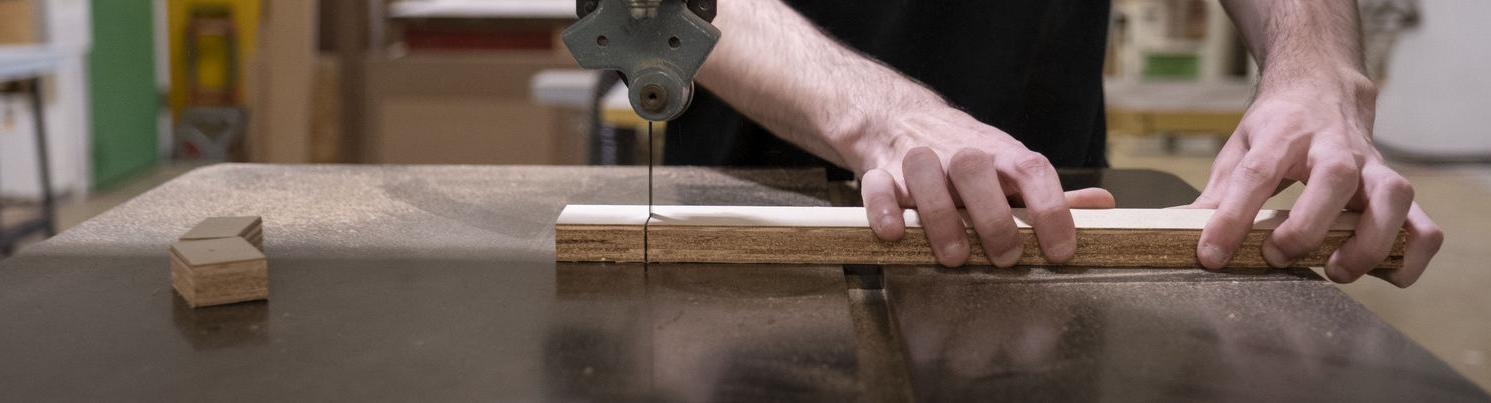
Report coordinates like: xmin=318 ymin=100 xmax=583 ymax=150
xmin=0 ymin=0 xmax=36 ymax=44
xmin=249 ymin=0 xmax=316 ymax=163
xmin=363 ymin=52 xmax=582 ymax=164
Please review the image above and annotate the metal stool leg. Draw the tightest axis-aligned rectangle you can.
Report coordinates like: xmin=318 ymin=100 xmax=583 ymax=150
xmin=0 ymin=105 xmax=5 ymax=255
xmin=28 ymin=78 xmax=56 ymax=236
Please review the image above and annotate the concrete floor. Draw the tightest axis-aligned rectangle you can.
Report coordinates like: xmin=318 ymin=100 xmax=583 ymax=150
xmin=50 ymin=163 xmax=205 ymax=230
xmin=3 ymin=163 xmax=203 ymax=251
xmin=9 ymin=139 xmax=1490 ymax=391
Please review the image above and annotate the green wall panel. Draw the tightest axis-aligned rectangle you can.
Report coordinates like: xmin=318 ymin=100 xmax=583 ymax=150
xmin=89 ymin=0 xmax=159 ymax=189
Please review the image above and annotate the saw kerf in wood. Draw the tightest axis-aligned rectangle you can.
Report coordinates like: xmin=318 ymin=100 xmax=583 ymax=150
xmin=554 ymin=205 xmax=1407 ymax=269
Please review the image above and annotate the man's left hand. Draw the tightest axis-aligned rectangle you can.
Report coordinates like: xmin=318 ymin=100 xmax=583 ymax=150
xmin=1183 ymin=73 xmax=1443 ymax=287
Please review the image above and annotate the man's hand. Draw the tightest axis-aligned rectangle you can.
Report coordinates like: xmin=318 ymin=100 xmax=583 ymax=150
xmin=693 ymin=0 xmax=1114 ymax=268
xmin=1186 ymin=73 xmax=1442 ymax=287
xmin=857 ymin=107 xmax=1115 ymax=268
xmin=1206 ymin=0 xmax=1443 ymax=287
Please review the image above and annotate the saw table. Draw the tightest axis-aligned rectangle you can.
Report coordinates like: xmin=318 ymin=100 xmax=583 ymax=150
xmin=0 ymin=165 xmax=1484 ymax=401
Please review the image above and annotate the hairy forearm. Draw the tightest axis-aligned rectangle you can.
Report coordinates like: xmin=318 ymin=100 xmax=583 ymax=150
xmin=696 ymin=0 xmax=943 ymax=172
xmin=1221 ymin=0 xmax=1370 ymax=91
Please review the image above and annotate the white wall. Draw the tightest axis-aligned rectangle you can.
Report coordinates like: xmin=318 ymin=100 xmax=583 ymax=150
xmin=155 ymin=0 xmax=171 ymax=159
xmin=1375 ymin=0 xmax=1491 ymax=157
xmin=0 ymin=0 xmax=91 ymax=199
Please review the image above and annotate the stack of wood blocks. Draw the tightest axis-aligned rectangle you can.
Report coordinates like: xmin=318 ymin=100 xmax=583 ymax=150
xmin=171 ymin=217 xmax=267 ymax=308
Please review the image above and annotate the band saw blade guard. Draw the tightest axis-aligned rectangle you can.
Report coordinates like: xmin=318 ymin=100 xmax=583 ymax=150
xmin=563 ymin=0 xmax=721 ymax=122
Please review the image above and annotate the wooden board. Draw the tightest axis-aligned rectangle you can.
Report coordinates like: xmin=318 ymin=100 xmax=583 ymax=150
xmin=554 ymin=205 xmax=651 ymax=262
xmin=554 ymin=205 xmax=1407 ymax=269
xmin=249 ymin=0 xmax=316 ymax=163
xmin=170 ymin=238 xmax=269 ymax=308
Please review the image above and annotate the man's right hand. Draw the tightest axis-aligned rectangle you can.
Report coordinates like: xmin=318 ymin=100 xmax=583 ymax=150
xmin=856 ymin=107 xmax=1115 ymax=268
xmin=689 ymin=0 xmax=1113 ymax=266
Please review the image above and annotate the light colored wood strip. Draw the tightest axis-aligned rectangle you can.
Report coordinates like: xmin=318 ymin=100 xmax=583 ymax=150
xmin=636 ymin=205 xmax=1354 ymax=231
xmin=555 ymin=205 xmax=1407 ymax=269
xmin=556 ymin=205 xmax=651 ymax=226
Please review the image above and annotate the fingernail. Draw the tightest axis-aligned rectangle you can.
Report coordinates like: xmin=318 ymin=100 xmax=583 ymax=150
xmin=1262 ymin=243 xmax=1292 ymax=268
xmin=878 ymin=215 xmax=898 ymax=231
xmin=1325 ymin=254 xmax=1356 ymax=284
xmin=995 ymin=246 xmax=1023 ymax=268
xmin=941 ymin=241 xmax=967 ymax=264
xmin=1053 ymin=241 xmax=1076 ymax=263
xmin=1199 ymin=243 xmax=1231 ymax=270
xmin=943 ymin=241 xmax=966 ymax=257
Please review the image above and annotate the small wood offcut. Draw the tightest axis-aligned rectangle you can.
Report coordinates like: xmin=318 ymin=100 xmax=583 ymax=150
xmin=171 ymin=216 xmax=268 ymax=307
xmin=555 ymin=205 xmax=1407 ymax=269
xmin=181 ymin=216 xmax=263 ymax=250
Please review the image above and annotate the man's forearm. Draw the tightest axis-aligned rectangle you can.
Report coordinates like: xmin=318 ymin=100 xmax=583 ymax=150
xmin=696 ymin=0 xmax=943 ymax=173
xmin=1221 ymin=0 xmax=1371 ymax=91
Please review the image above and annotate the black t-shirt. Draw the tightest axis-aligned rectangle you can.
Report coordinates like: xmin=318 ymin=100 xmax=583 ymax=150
xmin=665 ymin=0 xmax=1112 ymax=179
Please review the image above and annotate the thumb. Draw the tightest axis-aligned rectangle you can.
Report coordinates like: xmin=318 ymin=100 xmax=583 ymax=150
xmin=1064 ymin=187 xmax=1116 ymax=209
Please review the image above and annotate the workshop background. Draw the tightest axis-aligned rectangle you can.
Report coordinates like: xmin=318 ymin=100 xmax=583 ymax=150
xmin=1 ymin=0 xmax=1487 ymax=390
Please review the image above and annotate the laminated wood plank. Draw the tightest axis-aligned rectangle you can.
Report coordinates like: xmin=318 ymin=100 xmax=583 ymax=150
xmin=554 ymin=205 xmax=1407 ymax=269
xmin=171 ymin=238 xmax=269 ymax=308
xmin=554 ymin=205 xmax=650 ymax=263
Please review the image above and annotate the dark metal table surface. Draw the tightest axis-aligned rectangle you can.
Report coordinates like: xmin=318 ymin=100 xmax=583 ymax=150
xmin=0 ymin=164 xmax=1484 ymax=402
